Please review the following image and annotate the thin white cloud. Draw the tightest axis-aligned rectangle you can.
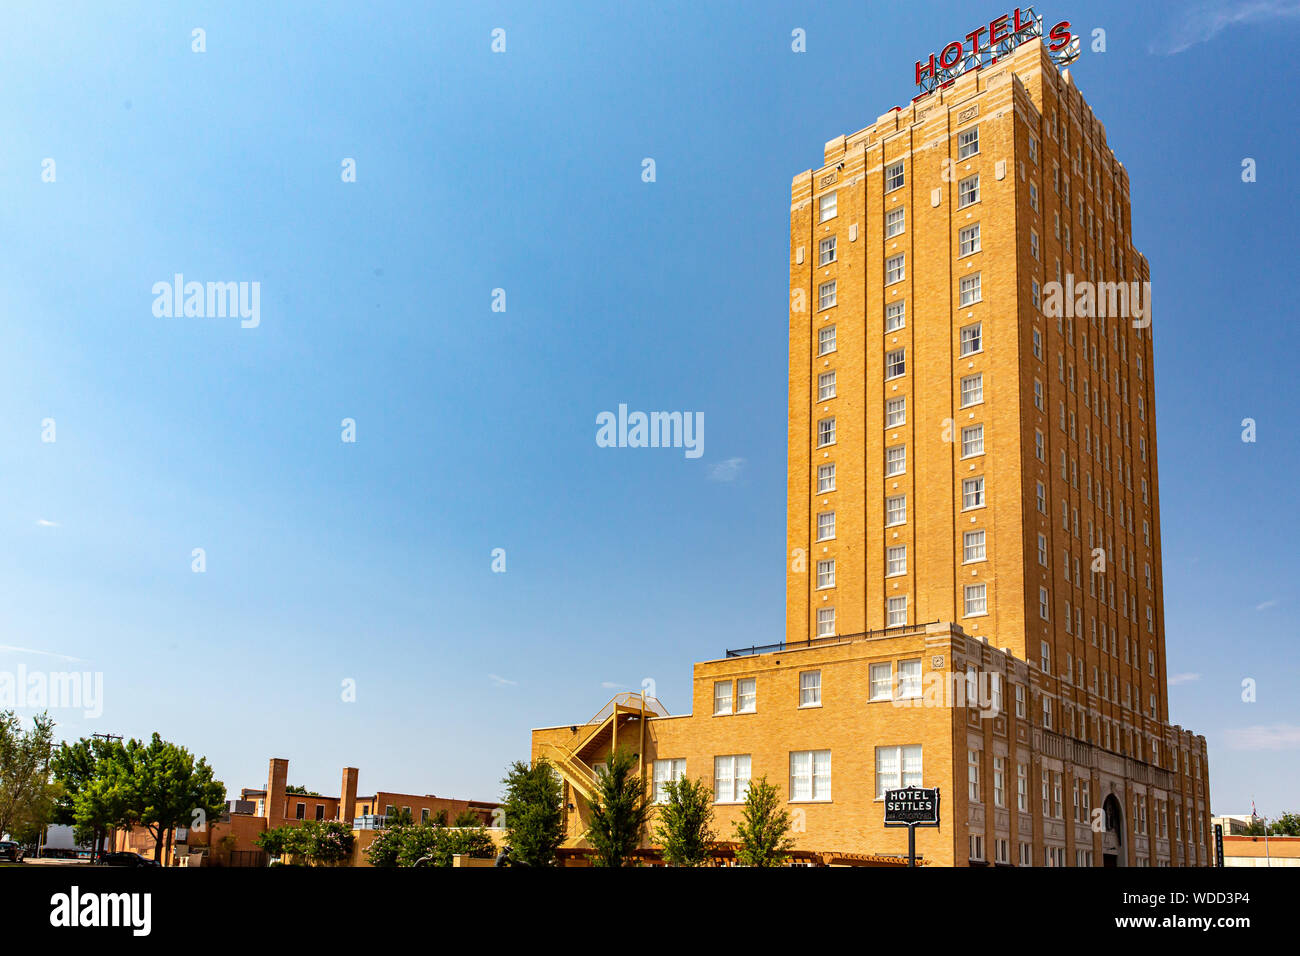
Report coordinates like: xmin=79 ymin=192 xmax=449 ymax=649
xmin=1223 ymin=723 xmax=1300 ymax=751
xmin=1168 ymin=672 xmax=1201 ymax=685
xmin=36 ymin=519 xmax=60 ymax=527
xmin=0 ymin=645 xmax=89 ymax=663
xmin=707 ymin=457 xmax=746 ymax=482
xmin=1255 ymin=599 xmax=1279 ymax=611
xmin=487 ymin=673 xmax=517 ymax=687
xmin=600 ymin=681 xmax=625 ymax=689
xmin=1150 ymin=1 xmax=1300 ymax=55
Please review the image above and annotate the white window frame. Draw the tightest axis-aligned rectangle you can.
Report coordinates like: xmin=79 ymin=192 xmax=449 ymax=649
xmin=874 ymin=744 xmax=922 ymax=798
xmin=885 ymin=396 xmax=906 ymax=427
xmin=816 ymin=463 xmax=835 ymax=493
xmin=713 ymin=754 xmax=751 ymax=804
xmin=885 ymin=161 xmax=905 ymax=192
xmin=885 ymin=207 xmax=905 ymax=238
xmin=789 ymin=750 xmax=832 ymax=803
xmin=817 ymin=325 xmax=836 ymax=355
xmin=894 ymin=660 xmax=925 ymax=697
xmin=869 ymin=662 xmax=893 ymax=701
xmin=816 ymin=607 xmax=835 ymax=638
xmin=818 ymin=191 xmax=837 ymax=223
xmin=818 ymin=279 xmax=837 ymax=311
xmin=818 ymin=370 xmax=836 ymax=401
xmin=818 ymin=235 xmax=837 ymax=266
xmin=736 ymin=677 xmax=756 ymax=714
xmin=886 ymin=494 xmax=907 ymax=527
xmin=885 ymin=300 xmax=906 ymax=331
xmin=885 ymin=444 xmax=906 ymax=477
xmin=653 ymin=758 xmax=686 ymax=803
xmin=887 ymin=596 xmax=908 ymax=627
xmin=885 ymin=348 xmax=905 ymax=380
xmin=957 ymin=125 xmax=979 ymax=159
xmin=799 ymin=670 xmax=822 ymax=707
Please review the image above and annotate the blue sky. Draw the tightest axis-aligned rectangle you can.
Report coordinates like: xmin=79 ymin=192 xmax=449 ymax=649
xmin=1 ymin=0 xmax=1297 ymax=816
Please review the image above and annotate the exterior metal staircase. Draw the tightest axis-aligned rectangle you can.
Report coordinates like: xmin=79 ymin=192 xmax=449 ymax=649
xmin=538 ymin=691 xmax=668 ymax=803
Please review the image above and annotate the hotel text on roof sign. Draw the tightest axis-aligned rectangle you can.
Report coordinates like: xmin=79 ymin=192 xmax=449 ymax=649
xmin=913 ymin=6 xmax=1079 ymax=99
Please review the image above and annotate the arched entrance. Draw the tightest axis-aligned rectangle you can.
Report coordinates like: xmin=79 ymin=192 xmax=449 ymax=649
xmin=1102 ymin=794 xmax=1125 ymax=867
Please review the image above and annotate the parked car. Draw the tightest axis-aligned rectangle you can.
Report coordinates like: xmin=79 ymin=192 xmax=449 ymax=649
xmin=0 ymin=841 xmax=23 ymax=863
xmin=97 ymin=851 xmax=160 ymax=868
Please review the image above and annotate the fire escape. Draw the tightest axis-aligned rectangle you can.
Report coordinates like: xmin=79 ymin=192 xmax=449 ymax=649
xmin=538 ymin=691 xmax=669 ymax=803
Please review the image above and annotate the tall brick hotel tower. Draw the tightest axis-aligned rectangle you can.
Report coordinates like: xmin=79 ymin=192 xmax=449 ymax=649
xmin=533 ymin=33 xmax=1211 ymax=867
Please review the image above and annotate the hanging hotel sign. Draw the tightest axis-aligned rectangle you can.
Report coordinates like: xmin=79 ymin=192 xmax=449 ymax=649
xmin=913 ymin=7 xmax=1079 ymax=99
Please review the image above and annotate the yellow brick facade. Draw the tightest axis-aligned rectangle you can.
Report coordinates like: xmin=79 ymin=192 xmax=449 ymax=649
xmin=531 ymin=39 xmax=1211 ymax=867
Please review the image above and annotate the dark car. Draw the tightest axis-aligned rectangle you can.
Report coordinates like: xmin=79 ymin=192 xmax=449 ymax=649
xmin=97 ymin=851 xmax=160 ymax=868
xmin=0 ymin=841 xmax=23 ymax=863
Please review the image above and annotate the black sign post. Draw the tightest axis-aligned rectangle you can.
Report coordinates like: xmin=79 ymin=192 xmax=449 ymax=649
xmin=884 ymin=786 xmax=941 ymax=867
xmin=1215 ymin=824 xmax=1224 ymax=868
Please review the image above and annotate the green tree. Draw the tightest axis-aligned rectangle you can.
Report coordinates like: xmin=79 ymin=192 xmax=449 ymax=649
xmin=1243 ymin=819 xmax=1267 ymax=836
xmin=732 ymin=776 xmax=794 ymax=867
xmin=385 ymin=806 xmax=414 ymax=827
xmin=255 ymin=825 xmax=298 ymax=863
xmin=118 ymin=733 xmax=226 ymax=863
xmin=51 ymin=736 xmax=132 ymax=862
xmin=0 ymin=711 xmax=57 ymax=846
xmin=284 ymin=785 xmax=320 ymax=796
xmin=258 ymin=821 xmax=354 ymax=866
xmin=426 ymin=825 xmax=496 ymax=867
xmin=396 ymin=823 xmax=441 ymax=866
xmin=299 ymin=820 xmax=354 ymax=866
xmin=500 ymin=758 xmax=565 ymax=867
xmin=586 ymin=747 xmax=651 ymax=868
xmin=452 ymin=809 xmax=482 ymax=828
xmin=1268 ymin=812 xmax=1300 ymax=837
xmin=432 ymin=808 xmax=449 ymax=827
xmin=364 ymin=822 xmax=409 ymax=867
xmin=655 ymin=776 xmax=715 ymax=866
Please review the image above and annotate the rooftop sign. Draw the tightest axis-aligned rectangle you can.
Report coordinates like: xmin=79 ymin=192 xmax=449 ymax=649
xmin=913 ymin=7 xmax=1079 ymax=99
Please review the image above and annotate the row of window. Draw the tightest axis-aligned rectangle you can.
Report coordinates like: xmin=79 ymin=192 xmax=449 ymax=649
xmin=816 ymin=269 xmax=982 ymax=314
xmin=816 ymin=421 xmax=985 ymax=463
xmin=709 ymin=662 xmax=1196 ymax=780
xmin=652 ymin=745 xmax=923 ymax=805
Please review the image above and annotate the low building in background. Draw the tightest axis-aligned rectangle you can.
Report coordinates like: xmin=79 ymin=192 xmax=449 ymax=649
xmin=1211 ymin=813 xmax=1264 ymax=836
xmin=1221 ymin=835 xmax=1300 ymax=867
xmin=112 ymin=756 xmax=499 ymax=866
